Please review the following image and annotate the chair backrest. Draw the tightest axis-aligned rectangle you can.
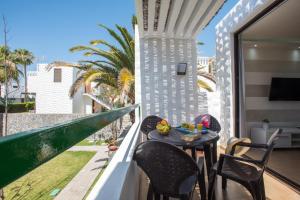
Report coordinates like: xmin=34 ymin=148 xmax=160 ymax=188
xmin=133 ymin=141 xmax=199 ymax=197
xmin=194 ymin=114 xmax=221 ymax=133
xmin=140 ymin=115 xmax=163 ymax=136
xmin=261 ymin=128 xmax=282 ymax=166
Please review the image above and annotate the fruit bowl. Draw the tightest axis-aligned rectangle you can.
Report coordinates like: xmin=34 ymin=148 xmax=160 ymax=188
xmin=156 ymin=120 xmax=171 ymax=135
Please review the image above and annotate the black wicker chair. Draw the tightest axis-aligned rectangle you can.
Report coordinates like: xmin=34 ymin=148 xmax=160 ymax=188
xmin=194 ymin=114 xmax=221 ymax=168
xmin=133 ymin=141 xmax=206 ymax=200
xmin=208 ymin=129 xmax=282 ymax=200
xmin=140 ymin=115 xmax=163 ymax=139
xmin=194 ymin=114 xmax=221 ymax=133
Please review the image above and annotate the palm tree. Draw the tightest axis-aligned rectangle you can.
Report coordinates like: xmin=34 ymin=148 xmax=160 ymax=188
xmin=0 ymin=46 xmax=23 ymax=84
xmin=69 ymin=24 xmax=135 ymax=103
xmin=49 ymin=16 xmax=136 ymax=107
xmin=13 ymin=49 xmax=34 ymax=102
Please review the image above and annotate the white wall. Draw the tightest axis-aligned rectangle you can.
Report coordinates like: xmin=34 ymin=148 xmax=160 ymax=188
xmin=29 ymin=64 xmax=74 ymax=114
xmin=73 ymin=86 xmax=86 ymax=113
xmin=27 ymin=71 xmax=38 ymax=93
xmin=1 ymin=81 xmax=24 ymax=100
xmin=215 ymin=0 xmax=274 ymax=143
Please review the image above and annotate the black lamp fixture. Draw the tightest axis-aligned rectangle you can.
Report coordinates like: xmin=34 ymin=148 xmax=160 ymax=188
xmin=177 ymin=63 xmax=187 ymax=75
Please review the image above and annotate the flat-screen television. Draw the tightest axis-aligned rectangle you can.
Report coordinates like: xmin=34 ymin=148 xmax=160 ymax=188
xmin=269 ymin=77 xmax=300 ymax=101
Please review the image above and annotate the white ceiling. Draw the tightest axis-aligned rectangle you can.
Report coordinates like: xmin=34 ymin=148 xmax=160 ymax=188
xmin=242 ymin=0 xmax=300 ymax=41
xmin=135 ymin=0 xmax=225 ymax=39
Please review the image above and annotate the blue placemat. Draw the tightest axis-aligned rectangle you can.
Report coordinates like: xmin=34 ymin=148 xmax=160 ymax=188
xmin=175 ymin=127 xmax=192 ymax=134
xmin=175 ymin=127 xmax=208 ymax=134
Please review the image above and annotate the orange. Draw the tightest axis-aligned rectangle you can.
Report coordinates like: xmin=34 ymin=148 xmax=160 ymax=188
xmin=161 ymin=120 xmax=168 ymax=126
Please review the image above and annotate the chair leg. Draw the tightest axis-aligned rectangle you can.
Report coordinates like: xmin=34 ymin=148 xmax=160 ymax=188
xmin=250 ymin=182 xmax=262 ymax=200
xmin=154 ymin=193 xmax=160 ymax=200
xmin=180 ymin=195 xmax=189 ymax=200
xmin=191 ymin=147 xmax=196 ymax=160
xmin=198 ymin=165 xmax=206 ymax=200
xmin=212 ymin=141 xmax=218 ymax=164
xmin=260 ymin=178 xmax=266 ymax=200
xmin=147 ymin=183 xmax=154 ymax=200
xmin=208 ymin=170 xmax=217 ymax=200
xmin=163 ymin=195 xmax=168 ymax=200
xmin=222 ymin=177 xmax=227 ymax=190
xmin=255 ymin=185 xmax=262 ymax=200
xmin=204 ymin=143 xmax=213 ymax=178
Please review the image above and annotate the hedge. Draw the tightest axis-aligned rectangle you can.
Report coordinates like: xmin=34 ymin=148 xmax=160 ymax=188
xmin=0 ymin=102 xmax=35 ymax=113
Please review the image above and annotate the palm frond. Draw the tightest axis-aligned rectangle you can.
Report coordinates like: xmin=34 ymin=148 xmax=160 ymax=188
xmin=198 ymin=71 xmax=216 ymax=83
xmin=69 ymin=74 xmax=85 ymax=97
xmin=46 ymin=61 xmax=79 ymax=71
xmin=88 ymin=39 xmax=133 ymax=71
xmin=98 ymin=24 xmax=132 ymax=59
xmin=118 ymin=68 xmax=134 ymax=103
xmin=197 ymin=80 xmax=214 ymax=92
xmin=131 ymin=15 xmax=137 ymax=30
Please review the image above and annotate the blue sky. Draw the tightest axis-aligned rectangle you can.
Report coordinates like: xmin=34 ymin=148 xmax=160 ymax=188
xmin=0 ymin=0 xmax=238 ymax=70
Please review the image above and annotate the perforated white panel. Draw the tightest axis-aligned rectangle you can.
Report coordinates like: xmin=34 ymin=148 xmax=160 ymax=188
xmin=138 ymin=37 xmax=207 ymax=126
xmin=215 ymin=0 xmax=273 ymax=144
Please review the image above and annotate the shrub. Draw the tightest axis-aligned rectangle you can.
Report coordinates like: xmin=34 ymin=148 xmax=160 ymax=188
xmin=25 ymin=102 xmax=35 ymax=110
xmin=0 ymin=102 xmax=35 ymax=113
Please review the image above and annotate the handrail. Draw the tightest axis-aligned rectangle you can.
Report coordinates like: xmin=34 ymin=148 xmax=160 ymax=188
xmin=0 ymin=104 xmax=138 ymax=188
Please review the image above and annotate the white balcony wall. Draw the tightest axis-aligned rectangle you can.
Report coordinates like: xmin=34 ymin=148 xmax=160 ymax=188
xmin=136 ymin=37 xmax=208 ymax=125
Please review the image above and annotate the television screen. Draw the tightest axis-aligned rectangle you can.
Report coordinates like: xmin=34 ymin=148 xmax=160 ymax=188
xmin=269 ymin=78 xmax=300 ymax=101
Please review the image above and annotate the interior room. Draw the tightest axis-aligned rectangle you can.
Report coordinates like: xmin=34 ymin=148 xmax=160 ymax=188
xmin=238 ymin=0 xmax=300 ymax=190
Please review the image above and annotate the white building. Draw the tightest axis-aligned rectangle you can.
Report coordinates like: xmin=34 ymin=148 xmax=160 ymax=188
xmin=197 ymin=56 xmax=215 ymax=74
xmin=27 ymin=64 xmax=94 ymax=114
xmin=0 ymin=81 xmax=25 ymax=102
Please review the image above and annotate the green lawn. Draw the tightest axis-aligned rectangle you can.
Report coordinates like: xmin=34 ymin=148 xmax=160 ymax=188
xmin=76 ymin=139 xmax=107 ymax=146
xmin=4 ymin=151 xmax=96 ymax=200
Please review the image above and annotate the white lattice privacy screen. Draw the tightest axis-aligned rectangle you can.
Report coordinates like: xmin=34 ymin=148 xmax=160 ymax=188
xmin=136 ymin=37 xmax=207 ymax=126
xmin=215 ymin=0 xmax=273 ymax=144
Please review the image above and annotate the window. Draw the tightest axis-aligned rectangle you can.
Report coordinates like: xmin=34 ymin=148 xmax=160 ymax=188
xmin=54 ymin=68 xmax=62 ymax=82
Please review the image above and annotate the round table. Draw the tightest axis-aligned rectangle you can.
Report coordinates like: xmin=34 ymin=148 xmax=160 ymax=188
xmin=148 ymin=128 xmax=219 ymax=173
xmin=148 ymin=128 xmax=218 ymax=147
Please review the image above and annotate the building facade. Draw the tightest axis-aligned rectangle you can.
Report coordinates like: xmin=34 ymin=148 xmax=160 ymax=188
xmin=28 ymin=64 xmax=93 ymax=114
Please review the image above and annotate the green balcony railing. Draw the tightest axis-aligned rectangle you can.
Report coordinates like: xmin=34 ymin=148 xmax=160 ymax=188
xmin=0 ymin=104 xmax=138 ymax=188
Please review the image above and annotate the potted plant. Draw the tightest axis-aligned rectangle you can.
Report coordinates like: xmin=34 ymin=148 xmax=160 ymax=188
xmin=107 ymin=138 xmax=118 ymax=160
xmin=262 ymin=119 xmax=270 ymax=130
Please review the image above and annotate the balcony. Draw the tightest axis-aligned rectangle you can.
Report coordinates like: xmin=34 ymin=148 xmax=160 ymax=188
xmin=0 ymin=104 xmax=299 ymax=200
xmin=1 ymin=0 xmax=300 ymax=199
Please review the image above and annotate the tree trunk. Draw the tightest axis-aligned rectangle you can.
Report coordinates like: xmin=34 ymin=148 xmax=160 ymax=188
xmin=0 ymin=114 xmax=4 ymax=199
xmin=129 ymin=111 xmax=135 ymax=124
xmin=0 ymin=189 xmax=4 ymax=200
xmin=24 ymin=65 xmax=28 ymax=102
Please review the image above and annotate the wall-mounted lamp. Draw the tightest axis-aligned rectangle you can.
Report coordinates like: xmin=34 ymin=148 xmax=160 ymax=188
xmin=177 ymin=63 xmax=187 ymax=75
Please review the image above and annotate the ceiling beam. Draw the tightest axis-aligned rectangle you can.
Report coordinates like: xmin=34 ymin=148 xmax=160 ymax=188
xmin=184 ymin=0 xmax=212 ymax=38
xmin=192 ymin=0 xmax=225 ymax=38
xmin=146 ymin=0 xmax=156 ymax=36
xmin=174 ymin=0 xmax=198 ymax=38
xmin=135 ymin=0 xmax=144 ymax=36
xmin=166 ymin=0 xmax=184 ymax=37
xmin=157 ymin=0 xmax=170 ymax=34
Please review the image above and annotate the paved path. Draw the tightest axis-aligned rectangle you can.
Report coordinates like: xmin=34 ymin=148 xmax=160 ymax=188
xmin=55 ymin=146 xmax=108 ymax=200
xmin=67 ymin=145 xmax=105 ymax=152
